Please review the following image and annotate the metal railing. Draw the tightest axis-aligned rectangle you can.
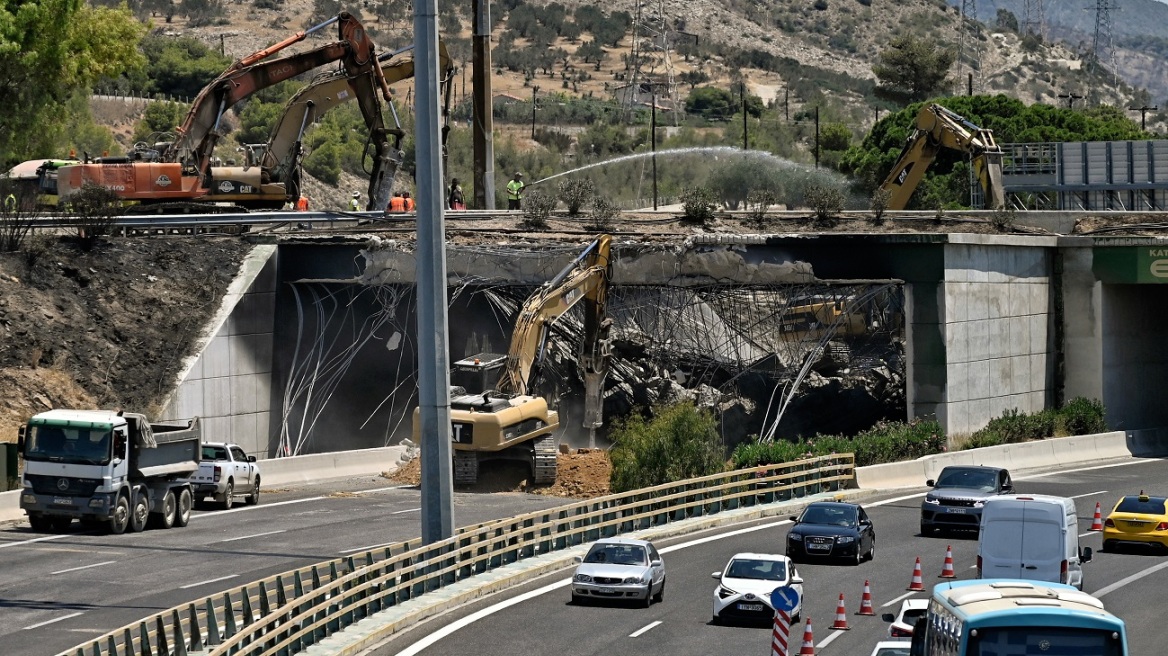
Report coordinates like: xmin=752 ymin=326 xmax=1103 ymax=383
xmin=59 ymin=454 xmax=854 ymax=656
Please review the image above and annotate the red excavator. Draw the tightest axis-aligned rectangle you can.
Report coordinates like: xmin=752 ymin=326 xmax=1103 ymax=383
xmin=56 ymin=12 xmax=395 ymax=211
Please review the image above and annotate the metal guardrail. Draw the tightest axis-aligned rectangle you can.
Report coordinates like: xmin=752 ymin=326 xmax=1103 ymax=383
xmin=59 ymin=454 xmax=854 ymax=656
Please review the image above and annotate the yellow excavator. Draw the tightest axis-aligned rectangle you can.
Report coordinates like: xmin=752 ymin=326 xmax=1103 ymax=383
xmin=878 ymin=103 xmax=1006 ymax=210
xmin=413 ymin=235 xmax=614 ymax=485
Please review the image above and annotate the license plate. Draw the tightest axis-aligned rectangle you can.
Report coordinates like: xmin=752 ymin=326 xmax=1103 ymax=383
xmin=599 ymin=587 xmax=614 ymax=594
xmin=53 ymin=497 xmax=73 ymax=505
xmin=946 ymin=507 xmax=966 ymax=514
xmin=1127 ymin=521 xmax=1146 ymax=527
xmin=738 ymin=603 xmax=765 ymax=611
xmin=808 ymin=543 xmax=830 ymax=551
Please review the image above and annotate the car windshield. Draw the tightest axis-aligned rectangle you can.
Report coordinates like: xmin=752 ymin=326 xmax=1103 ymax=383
xmin=1116 ymin=496 xmax=1167 ymax=514
xmin=584 ymin=544 xmax=647 ymax=566
xmin=800 ymin=505 xmax=856 ymax=527
xmin=726 ymin=558 xmax=787 ymax=581
xmin=24 ymin=423 xmax=111 ymax=465
xmin=202 ymin=445 xmax=228 ymax=460
xmin=935 ymin=468 xmax=998 ymax=491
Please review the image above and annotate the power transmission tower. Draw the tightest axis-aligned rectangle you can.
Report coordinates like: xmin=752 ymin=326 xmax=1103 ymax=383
xmin=958 ymin=0 xmax=983 ymax=93
xmin=1022 ymin=0 xmax=1045 ymax=40
xmin=1091 ymin=0 xmax=1118 ymax=83
xmin=622 ymin=0 xmax=681 ymax=125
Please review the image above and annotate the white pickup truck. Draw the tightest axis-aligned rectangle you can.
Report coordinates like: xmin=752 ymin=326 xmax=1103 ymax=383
xmin=190 ymin=442 xmax=260 ymax=509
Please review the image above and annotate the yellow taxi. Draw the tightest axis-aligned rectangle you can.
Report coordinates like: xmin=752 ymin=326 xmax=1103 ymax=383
xmin=1102 ymin=493 xmax=1168 ymax=553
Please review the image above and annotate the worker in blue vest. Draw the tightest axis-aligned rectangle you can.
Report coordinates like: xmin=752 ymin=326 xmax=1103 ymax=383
xmin=506 ymin=172 xmax=524 ymax=210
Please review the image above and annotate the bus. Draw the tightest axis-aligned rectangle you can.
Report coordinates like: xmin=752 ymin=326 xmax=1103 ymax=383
xmin=911 ymin=579 xmax=1127 ymax=656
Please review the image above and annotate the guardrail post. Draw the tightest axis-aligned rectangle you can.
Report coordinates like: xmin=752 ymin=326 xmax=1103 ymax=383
xmin=154 ymin=614 xmax=169 ymax=656
xmin=224 ymin=591 xmax=238 ymax=640
xmin=259 ymin=580 xmax=272 ymax=618
xmin=205 ymin=598 xmax=222 ymax=646
xmin=138 ymin=621 xmax=153 ymax=656
xmin=522 ymin=517 xmax=536 ymax=557
xmin=171 ymin=610 xmax=187 ymax=656
xmin=121 ymin=628 xmax=133 ymax=656
xmin=276 ymin=574 xmax=288 ymax=607
xmin=107 ymin=635 xmax=119 ymax=656
xmin=241 ymin=588 xmax=256 ymax=627
xmin=400 ymin=555 xmax=414 ymax=602
xmin=187 ymin=602 xmax=203 ymax=651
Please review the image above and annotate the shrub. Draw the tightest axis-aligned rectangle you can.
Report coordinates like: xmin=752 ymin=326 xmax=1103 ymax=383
xmin=990 ymin=205 xmax=1015 ymax=232
xmin=521 ymin=190 xmax=556 ymax=229
xmin=679 ymin=186 xmax=717 ymax=225
xmin=730 ymin=418 xmax=945 ymax=468
xmin=557 ymin=178 xmax=595 ymax=216
xmin=1056 ymin=397 xmax=1106 ymax=436
xmin=609 ymin=401 xmax=726 ymax=492
xmin=803 ymin=183 xmax=844 ymax=226
xmin=869 ymin=188 xmax=891 ymax=225
xmin=744 ymin=188 xmax=778 ymax=230
xmin=66 ymin=182 xmax=123 ymax=251
xmin=586 ymin=196 xmax=619 ymax=232
xmin=21 ymin=230 xmax=55 ymax=273
xmin=968 ymin=407 xmax=1056 ymax=446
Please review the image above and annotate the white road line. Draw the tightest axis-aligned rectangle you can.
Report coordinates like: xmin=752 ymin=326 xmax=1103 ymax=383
xmin=816 ymin=628 xmax=845 ymax=649
xmin=51 ymin=560 xmax=116 ymax=575
xmin=24 ymin=611 xmax=84 ymax=630
xmin=340 ymin=542 xmax=395 ymax=554
xmin=0 ymin=534 xmax=75 ymax=550
xmin=391 ymin=508 xmax=421 ymax=515
xmin=209 ymin=496 xmax=326 ymax=517
xmin=353 ymin=485 xmax=416 ymax=495
xmin=215 ymin=529 xmax=286 ymax=543
xmin=1070 ymin=491 xmax=1108 ymax=499
xmin=628 ymin=621 xmax=662 ymax=638
xmin=1093 ymin=559 xmax=1168 ymax=598
xmin=180 ymin=574 xmax=239 ymax=590
xmin=881 ymin=591 xmax=918 ymax=608
xmin=1079 ymin=531 xmax=1102 ymax=538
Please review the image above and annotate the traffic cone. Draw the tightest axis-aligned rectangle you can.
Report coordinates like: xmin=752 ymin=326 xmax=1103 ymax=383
xmin=1091 ymin=502 xmax=1104 ymax=531
xmin=857 ymin=580 xmax=876 ymax=615
xmin=907 ymin=556 xmax=925 ymax=591
xmin=939 ymin=545 xmax=956 ymax=578
xmin=799 ymin=617 xmax=816 ymax=655
xmin=831 ymin=593 xmax=850 ymax=630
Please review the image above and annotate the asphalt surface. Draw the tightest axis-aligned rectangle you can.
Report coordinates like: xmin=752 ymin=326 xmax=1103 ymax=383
xmin=0 ymin=475 xmax=567 ymax=656
xmin=366 ymin=458 xmax=1168 ymax=656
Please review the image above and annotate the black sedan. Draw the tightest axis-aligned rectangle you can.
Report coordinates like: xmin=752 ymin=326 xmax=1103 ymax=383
xmin=786 ymin=501 xmax=876 ymax=565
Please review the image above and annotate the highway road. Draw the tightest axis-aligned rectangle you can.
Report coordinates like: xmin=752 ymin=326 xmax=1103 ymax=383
xmin=0 ymin=477 xmax=566 ymax=656
xmin=367 ymin=458 xmax=1168 ymax=656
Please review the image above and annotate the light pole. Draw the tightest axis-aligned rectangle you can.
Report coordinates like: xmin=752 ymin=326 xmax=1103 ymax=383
xmin=1129 ymin=105 xmax=1159 ymax=131
xmin=531 ymin=85 xmax=539 ymax=139
xmin=651 ymin=87 xmax=658 ymax=210
xmin=1058 ymin=93 xmax=1084 ymax=109
xmin=741 ymin=82 xmax=748 ymax=151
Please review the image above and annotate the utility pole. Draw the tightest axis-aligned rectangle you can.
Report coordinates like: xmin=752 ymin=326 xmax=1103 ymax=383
xmin=784 ymin=87 xmax=789 ymax=122
xmin=1129 ymin=105 xmax=1158 ymax=131
xmin=1058 ymin=93 xmax=1084 ymax=109
xmin=531 ymin=86 xmax=539 ymax=139
xmin=651 ymin=87 xmax=658 ymax=210
xmin=472 ymin=0 xmax=495 ymax=209
xmin=814 ymin=106 xmax=820 ymax=169
xmin=741 ymin=82 xmax=748 ymax=151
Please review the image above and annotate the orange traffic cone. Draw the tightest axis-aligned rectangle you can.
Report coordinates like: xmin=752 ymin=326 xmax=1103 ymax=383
xmin=1091 ymin=502 xmax=1104 ymax=531
xmin=856 ymin=580 xmax=876 ymax=615
xmin=907 ymin=556 xmax=925 ymax=591
xmin=799 ymin=617 xmax=816 ymax=655
xmin=939 ymin=545 xmax=956 ymax=578
xmin=831 ymin=593 xmax=850 ymax=630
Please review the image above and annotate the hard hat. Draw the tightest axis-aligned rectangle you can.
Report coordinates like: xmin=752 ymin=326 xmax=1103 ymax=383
xmin=352 ymin=192 xmax=360 ymax=198
xmin=515 ymin=171 xmax=523 ymax=177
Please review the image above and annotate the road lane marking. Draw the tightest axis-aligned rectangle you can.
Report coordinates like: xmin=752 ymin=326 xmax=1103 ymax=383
xmin=391 ymin=508 xmax=421 ymax=515
xmin=353 ymin=485 xmax=416 ymax=495
xmin=881 ymin=591 xmax=919 ymax=608
xmin=215 ymin=530 xmax=286 ymax=543
xmin=340 ymin=542 xmax=395 ymax=554
xmin=209 ymin=496 xmax=326 ymax=517
xmin=24 ymin=611 xmax=84 ymax=630
xmin=817 ymin=629 xmax=845 ymax=649
xmin=51 ymin=560 xmax=116 ymax=575
xmin=0 ymin=534 xmax=76 ymax=550
xmin=1093 ymin=559 xmax=1168 ymax=598
xmin=1070 ymin=491 xmax=1107 ymax=499
xmin=180 ymin=574 xmax=239 ymax=590
xmin=1079 ymin=531 xmax=1102 ymax=538
xmin=629 ymin=621 xmax=662 ymax=638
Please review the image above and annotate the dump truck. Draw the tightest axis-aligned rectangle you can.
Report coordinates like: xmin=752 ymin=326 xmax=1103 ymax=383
xmin=18 ymin=409 xmax=201 ymax=534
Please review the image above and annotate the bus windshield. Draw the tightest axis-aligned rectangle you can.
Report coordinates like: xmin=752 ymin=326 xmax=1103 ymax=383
xmin=24 ymin=424 xmax=112 ymax=465
xmin=969 ymin=626 xmax=1123 ymax=656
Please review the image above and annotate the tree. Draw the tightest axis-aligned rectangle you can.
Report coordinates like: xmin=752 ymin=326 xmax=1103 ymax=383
xmin=995 ymin=9 xmax=1019 ymax=33
xmin=685 ymin=86 xmax=734 ymax=121
xmin=132 ymin=101 xmax=189 ymax=143
xmin=872 ymin=35 xmax=955 ymax=104
xmin=608 ymin=401 xmax=725 ymax=493
xmin=680 ymin=69 xmax=709 ymax=89
xmin=135 ymin=34 xmax=233 ymax=99
xmin=0 ymin=1 xmax=145 ymax=167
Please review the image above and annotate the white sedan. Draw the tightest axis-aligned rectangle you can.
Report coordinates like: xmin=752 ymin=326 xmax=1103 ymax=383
xmin=882 ymin=598 xmax=928 ymax=638
xmin=570 ymin=538 xmax=665 ymax=607
xmin=869 ymin=641 xmax=912 ymax=656
xmin=711 ymin=552 xmax=803 ymax=625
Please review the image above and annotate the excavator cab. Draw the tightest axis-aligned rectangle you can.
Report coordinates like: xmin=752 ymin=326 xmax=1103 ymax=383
xmin=449 ymin=353 xmax=507 ymax=396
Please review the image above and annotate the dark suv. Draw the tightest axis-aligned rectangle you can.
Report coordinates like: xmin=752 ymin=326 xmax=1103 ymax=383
xmin=920 ymin=465 xmax=1013 ymax=535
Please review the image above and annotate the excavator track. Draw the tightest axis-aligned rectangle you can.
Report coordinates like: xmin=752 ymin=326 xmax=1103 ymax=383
xmin=453 ymin=449 xmax=479 ymax=486
xmin=531 ymin=435 xmax=558 ymax=485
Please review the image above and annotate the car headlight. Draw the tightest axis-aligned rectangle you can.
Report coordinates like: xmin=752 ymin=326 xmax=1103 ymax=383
xmin=574 ymin=573 xmax=592 ymax=583
xmin=623 ymin=575 xmax=645 ymax=584
xmin=717 ymin=586 xmax=737 ymax=599
xmin=924 ymin=497 xmax=940 ymax=505
xmin=788 ymin=533 xmax=803 ymax=541
xmin=836 ymin=536 xmax=855 ymax=543
xmin=973 ymin=500 xmax=985 ymax=508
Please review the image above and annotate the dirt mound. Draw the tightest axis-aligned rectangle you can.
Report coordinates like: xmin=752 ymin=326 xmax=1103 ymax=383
xmin=386 ymin=448 xmax=612 ymax=498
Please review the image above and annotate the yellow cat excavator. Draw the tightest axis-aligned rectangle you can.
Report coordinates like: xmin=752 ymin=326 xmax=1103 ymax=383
xmin=879 ymin=103 xmax=1006 ymax=210
xmin=413 ymin=235 xmax=614 ymax=485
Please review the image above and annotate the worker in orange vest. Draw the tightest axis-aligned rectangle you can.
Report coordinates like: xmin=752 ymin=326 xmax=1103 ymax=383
xmin=387 ymin=192 xmax=407 ymax=213
xmin=296 ymin=194 xmax=309 ymax=211
xmin=403 ymin=192 xmax=416 ymax=212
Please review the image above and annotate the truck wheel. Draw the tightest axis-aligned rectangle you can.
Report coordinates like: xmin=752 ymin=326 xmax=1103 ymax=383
xmin=129 ymin=493 xmax=149 ymax=533
xmin=221 ymin=480 xmax=234 ymax=510
xmin=28 ymin=513 xmax=53 ymax=532
xmin=174 ymin=488 xmax=192 ymax=527
xmin=246 ymin=477 xmax=260 ymax=506
xmin=108 ymin=495 xmax=130 ymax=535
xmin=150 ymin=491 xmax=177 ymax=529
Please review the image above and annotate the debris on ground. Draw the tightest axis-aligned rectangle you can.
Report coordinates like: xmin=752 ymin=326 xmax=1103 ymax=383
xmin=385 ymin=447 xmax=612 ymax=499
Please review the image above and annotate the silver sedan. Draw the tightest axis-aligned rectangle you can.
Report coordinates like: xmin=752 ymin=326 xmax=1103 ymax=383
xmin=571 ymin=537 xmax=665 ymax=607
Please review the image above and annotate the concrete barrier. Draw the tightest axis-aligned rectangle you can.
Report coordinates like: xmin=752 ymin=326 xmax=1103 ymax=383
xmin=854 ymin=430 xmax=1161 ymax=490
xmin=0 ymin=489 xmax=20 ymax=524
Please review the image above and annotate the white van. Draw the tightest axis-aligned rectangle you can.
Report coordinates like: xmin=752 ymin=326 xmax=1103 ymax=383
xmin=977 ymin=494 xmax=1093 ymax=590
